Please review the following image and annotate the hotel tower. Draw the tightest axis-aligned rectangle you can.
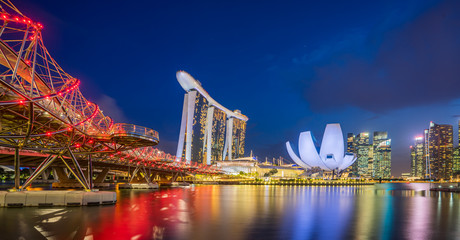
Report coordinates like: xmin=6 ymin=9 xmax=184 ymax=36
xmin=175 ymin=71 xmax=248 ymax=165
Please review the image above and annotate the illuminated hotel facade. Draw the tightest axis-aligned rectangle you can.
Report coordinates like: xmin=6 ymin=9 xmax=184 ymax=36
xmin=175 ymin=71 xmax=248 ymax=165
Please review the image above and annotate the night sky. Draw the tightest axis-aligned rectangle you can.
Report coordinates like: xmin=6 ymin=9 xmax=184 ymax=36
xmin=15 ymin=0 xmax=460 ymax=176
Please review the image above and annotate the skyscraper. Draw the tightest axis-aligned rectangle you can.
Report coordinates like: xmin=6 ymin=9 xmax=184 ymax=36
xmin=349 ymin=131 xmax=391 ymax=178
xmin=453 ymin=147 xmax=460 ymax=178
xmin=427 ymin=122 xmax=453 ymax=180
xmin=176 ymin=71 xmax=248 ymax=165
xmin=368 ymin=146 xmax=374 ymax=177
xmin=355 ymin=132 xmax=370 ymax=177
xmin=373 ymin=132 xmax=391 ymax=178
xmin=410 ymin=146 xmax=416 ymax=177
xmin=424 ymin=129 xmax=430 ymax=178
xmin=409 ymin=136 xmax=425 ymax=178
xmin=414 ymin=136 xmax=425 ymax=178
xmin=455 ymin=120 xmax=460 ymax=177
xmin=347 ymin=133 xmax=356 ymax=175
xmin=347 ymin=133 xmax=356 ymax=155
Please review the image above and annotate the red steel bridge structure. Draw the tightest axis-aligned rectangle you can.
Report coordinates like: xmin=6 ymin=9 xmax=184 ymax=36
xmin=0 ymin=1 xmax=221 ymax=191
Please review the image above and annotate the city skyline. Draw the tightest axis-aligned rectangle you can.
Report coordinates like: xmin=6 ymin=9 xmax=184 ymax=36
xmin=15 ymin=0 xmax=460 ymax=176
xmin=410 ymin=121 xmax=460 ymax=180
xmin=1 ymin=1 xmax=460 ymax=239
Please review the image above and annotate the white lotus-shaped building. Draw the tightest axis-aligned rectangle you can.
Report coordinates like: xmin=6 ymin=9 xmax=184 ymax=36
xmin=286 ymin=123 xmax=356 ymax=172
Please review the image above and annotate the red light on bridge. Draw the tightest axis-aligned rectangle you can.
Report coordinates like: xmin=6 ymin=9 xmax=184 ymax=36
xmin=88 ymin=140 xmax=93 ymax=144
xmin=46 ymin=132 xmax=51 ymax=136
xmin=75 ymin=144 xmax=81 ymax=148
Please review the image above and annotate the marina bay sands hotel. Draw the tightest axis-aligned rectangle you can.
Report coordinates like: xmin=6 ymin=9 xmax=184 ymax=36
xmin=176 ymin=71 xmax=248 ymax=165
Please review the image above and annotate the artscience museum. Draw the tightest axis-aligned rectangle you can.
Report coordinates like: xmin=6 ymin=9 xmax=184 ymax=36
xmin=286 ymin=123 xmax=356 ymax=172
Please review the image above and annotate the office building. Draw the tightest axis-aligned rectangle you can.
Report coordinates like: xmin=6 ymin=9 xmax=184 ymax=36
xmin=348 ymin=131 xmax=391 ymax=178
xmin=373 ymin=132 xmax=391 ymax=178
xmin=427 ymin=122 xmax=453 ymax=180
xmin=410 ymin=146 xmax=416 ymax=177
xmin=355 ymin=132 xmax=371 ymax=177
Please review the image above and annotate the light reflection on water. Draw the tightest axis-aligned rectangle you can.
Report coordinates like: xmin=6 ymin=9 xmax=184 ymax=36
xmin=0 ymin=183 xmax=460 ymax=239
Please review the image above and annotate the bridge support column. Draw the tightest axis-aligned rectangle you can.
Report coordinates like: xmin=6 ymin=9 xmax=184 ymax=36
xmin=129 ymin=166 xmax=140 ymax=183
xmin=59 ymin=155 xmax=89 ymax=191
xmin=53 ymin=167 xmax=70 ymax=183
xmin=88 ymin=154 xmax=93 ymax=190
xmin=129 ymin=166 xmax=153 ymax=184
xmin=14 ymin=148 xmax=20 ymax=189
xmin=95 ymin=168 xmax=110 ymax=184
xmin=21 ymin=155 xmax=57 ymax=190
xmin=142 ymin=167 xmax=151 ymax=184
xmin=41 ymin=169 xmax=50 ymax=181
xmin=171 ymin=172 xmax=179 ymax=182
xmin=150 ymin=173 xmax=158 ymax=182
xmin=66 ymin=147 xmax=89 ymax=190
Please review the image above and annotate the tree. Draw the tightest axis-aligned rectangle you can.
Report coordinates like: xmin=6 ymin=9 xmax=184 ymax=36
xmin=264 ymin=168 xmax=278 ymax=177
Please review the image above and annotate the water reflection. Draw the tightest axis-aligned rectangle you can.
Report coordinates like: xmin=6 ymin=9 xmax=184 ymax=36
xmin=0 ymin=184 xmax=460 ymax=239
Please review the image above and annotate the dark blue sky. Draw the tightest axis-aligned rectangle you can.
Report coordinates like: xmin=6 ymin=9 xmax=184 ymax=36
xmin=17 ymin=0 xmax=460 ymax=176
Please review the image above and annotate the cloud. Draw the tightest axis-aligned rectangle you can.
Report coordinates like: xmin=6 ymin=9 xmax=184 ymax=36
xmin=293 ymin=31 xmax=366 ymax=65
xmin=303 ymin=0 xmax=460 ymax=113
xmin=96 ymin=95 xmax=128 ymax=123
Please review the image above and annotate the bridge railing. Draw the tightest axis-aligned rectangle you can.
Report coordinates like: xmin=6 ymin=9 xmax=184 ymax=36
xmin=110 ymin=123 xmax=159 ymax=141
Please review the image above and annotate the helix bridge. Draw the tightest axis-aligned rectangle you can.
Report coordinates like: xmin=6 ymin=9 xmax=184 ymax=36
xmin=0 ymin=1 xmax=221 ymax=191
